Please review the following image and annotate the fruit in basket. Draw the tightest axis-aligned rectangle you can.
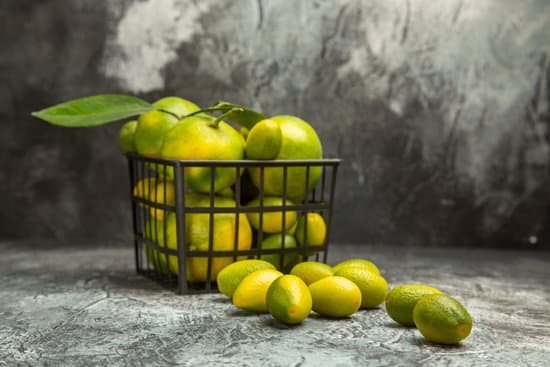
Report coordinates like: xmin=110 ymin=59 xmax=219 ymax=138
xmin=259 ymin=234 xmax=301 ymax=272
xmin=146 ymin=193 xmax=252 ymax=282
xmin=147 ymin=179 xmax=175 ymax=220
xmin=295 ymin=213 xmax=327 ymax=255
xmin=290 ymin=261 xmax=334 ymax=285
xmin=309 ymin=276 xmax=362 ymax=318
xmin=217 ymin=259 xmax=275 ymax=297
xmin=246 ymin=196 xmax=297 ymax=233
xmin=143 ymin=219 xmax=169 ymax=273
xmin=332 ymin=258 xmax=380 ymax=275
xmin=232 ymin=269 xmax=283 ymax=312
xmin=385 ymin=284 xmax=443 ymax=326
xmin=245 ymin=119 xmax=282 ymax=160
xmin=135 ymin=97 xmax=200 ymax=157
xmin=161 ymin=115 xmax=245 ymax=193
xmin=334 ymin=266 xmax=388 ymax=309
xmin=266 ymin=275 xmax=312 ymax=324
xmin=413 ymin=294 xmax=473 ymax=344
xmin=247 ymin=115 xmax=323 ymax=203
xmin=118 ymin=120 xmax=138 ymax=153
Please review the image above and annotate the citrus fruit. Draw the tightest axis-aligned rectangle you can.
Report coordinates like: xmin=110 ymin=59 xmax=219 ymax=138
xmin=334 ymin=267 xmax=388 ymax=309
xmin=308 ymin=276 xmax=361 ymax=318
xmin=247 ymin=115 xmax=323 ymax=203
xmin=259 ymin=234 xmax=301 ymax=271
xmin=413 ymin=294 xmax=473 ymax=344
xmin=143 ymin=218 xmax=169 ymax=273
xmin=135 ymin=97 xmax=199 ymax=157
xmin=245 ymin=119 xmax=282 ymax=160
xmin=295 ymin=213 xmax=327 ymax=255
xmin=153 ymin=96 xmax=200 ymax=119
xmin=266 ymin=275 xmax=312 ymax=324
xmin=147 ymin=179 xmax=175 ymax=220
xmin=232 ymin=269 xmax=283 ymax=313
xmin=118 ymin=120 xmax=137 ymax=153
xmin=290 ymin=261 xmax=334 ymax=285
xmin=216 ymin=259 xmax=275 ymax=297
xmin=160 ymin=115 xmax=245 ymax=193
xmin=332 ymin=258 xmax=380 ymax=275
xmin=385 ymin=284 xmax=443 ymax=326
xmin=132 ymin=177 xmax=157 ymax=200
xmin=147 ymin=193 xmax=252 ymax=282
xmin=246 ymin=196 xmax=297 ymax=233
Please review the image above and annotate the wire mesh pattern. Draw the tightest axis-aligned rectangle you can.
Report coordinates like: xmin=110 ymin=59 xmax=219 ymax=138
xmin=127 ymin=154 xmax=340 ymax=294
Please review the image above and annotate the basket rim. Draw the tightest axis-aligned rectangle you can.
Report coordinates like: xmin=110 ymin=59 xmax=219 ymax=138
xmin=125 ymin=153 xmax=341 ymax=166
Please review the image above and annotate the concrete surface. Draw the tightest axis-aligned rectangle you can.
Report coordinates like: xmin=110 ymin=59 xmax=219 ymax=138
xmin=2 ymin=1 xmax=550 ymax=248
xmin=1 ymin=241 xmax=549 ymax=366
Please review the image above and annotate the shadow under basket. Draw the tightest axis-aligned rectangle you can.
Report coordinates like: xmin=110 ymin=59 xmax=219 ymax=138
xmin=126 ymin=154 xmax=341 ymax=294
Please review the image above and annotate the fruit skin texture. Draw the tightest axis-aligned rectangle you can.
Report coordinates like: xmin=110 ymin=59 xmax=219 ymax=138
xmin=135 ymin=97 xmax=199 ymax=157
xmin=118 ymin=120 xmax=138 ymax=153
xmin=295 ymin=213 xmax=327 ymax=255
xmin=309 ymin=276 xmax=362 ymax=318
xmin=248 ymin=115 xmax=323 ymax=203
xmin=216 ymin=259 xmax=276 ymax=298
xmin=232 ymin=269 xmax=283 ymax=313
xmin=266 ymin=275 xmax=312 ymax=324
xmin=259 ymin=234 xmax=301 ymax=272
xmin=413 ymin=294 xmax=473 ymax=344
xmin=161 ymin=115 xmax=245 ymax=193
xmin=246 ymin=196 xmax=297 ymax=233
xmin=290 ymin=261 xmax=334 ymax=286
xmin=245 ymin=119 xmax=282 ymax=160
xmin=147 ymin=193 xmax=252 ymax=282
xmin=332 ymin=258 xmax=380 ymax=275
xmin=334 ymin=267 xmax=388 ymax=309
xmin=385 ymin=284 xmax=443 ymax=326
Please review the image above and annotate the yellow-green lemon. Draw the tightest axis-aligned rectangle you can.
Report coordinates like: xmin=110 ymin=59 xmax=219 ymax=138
xmin=245 ymin=118 xmax=282 ymax=160
xmin=308 ymin=276 xmax=362 ymax=318
xmin=385 ymin=284 xmax=443 ymax=326
xmin=266 ymin=275 xmax=312 ymax=324
xmin=232 ymin=269 xmax=283 ymax=313
xmin=332 ymin=258 xmax=380 ymax=275
xmin=161 ymin=115 xmax=245 ymax=193
xmin=290 ymin=262 xmax=334 ymax=286
xmin=413 ymin=294 xmax=473 ymax=344
xmin=216 ymin=259 xmax=275 ymax=298
xmin=118 ymin=120 xmax=137 ymax=153
xmin=247 ymin=115 xmax=323 ymax=203
xmin=334 ymin=267 xmax=387 ymax=309
xmin=259 ymin=234 xmax=301 ymax=272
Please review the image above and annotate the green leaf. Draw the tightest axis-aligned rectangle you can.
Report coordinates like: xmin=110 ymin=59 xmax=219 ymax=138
xmin=186 ymin=101 xmax=266 ymax=129
xmin=31 ymin=94 xmax=154 ymax=127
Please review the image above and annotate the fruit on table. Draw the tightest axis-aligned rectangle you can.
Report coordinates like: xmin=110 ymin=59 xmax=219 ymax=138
xmin=146 ymin=193 xmax=252 ymax=282
xmin=266 ymin=275 xmax=312 ymax=324
xmin=217 ymin=259 xmax=275 ymax=298
xmin=247 ymin=115 xmax=323 ymax=203
xmin=334 ymin=266 xmax=388 ymax=309
xmin=332 ymin=258 xmax=380 ymax=275
xmin=295 ymin=213 xmax=327 ymax=255
xmin=290 ymin=261 xmax=334 ymax=286
xmin=309 ymin=276 xmax=362 ymax=318
xmin=135 ymin=97 xmax=200 ymax=157
xmin=232 ymin=269 xmax=283 ymax=313
xmin=161 ymin=114 xmax=245 ymax=193
xmin=413 ymin=294 xmax=473 ymax=344
xmin=246 ymin=196 xmax=297 ymax=233
xmin=118 ymin=120 xmax=138 ymax=153
xmin=259 ymin=234 xmax=301 ymax=272
xmin=245 ymin=119 xmax=282 ymax=160
xmin=385 ymin=284 xmax=443 ymax=326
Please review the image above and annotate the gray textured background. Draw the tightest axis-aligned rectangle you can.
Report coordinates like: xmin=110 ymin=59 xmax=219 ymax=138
xmin=1 ymin=0 xmax=550 ymax=248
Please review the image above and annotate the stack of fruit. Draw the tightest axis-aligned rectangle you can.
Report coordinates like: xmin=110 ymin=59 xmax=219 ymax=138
xmin=218 ymin=258 xmax=389 ymax=324
xmin=118 ymin=97 xmax=328 ymax=283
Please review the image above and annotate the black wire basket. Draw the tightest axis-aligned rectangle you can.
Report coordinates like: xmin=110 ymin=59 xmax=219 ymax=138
xmin=126 ymin=154 xmax=340 ymax=294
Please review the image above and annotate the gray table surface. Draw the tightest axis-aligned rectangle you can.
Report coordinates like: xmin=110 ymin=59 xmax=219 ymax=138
xmin=1 ymin=241 xmax=549 ymax=367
